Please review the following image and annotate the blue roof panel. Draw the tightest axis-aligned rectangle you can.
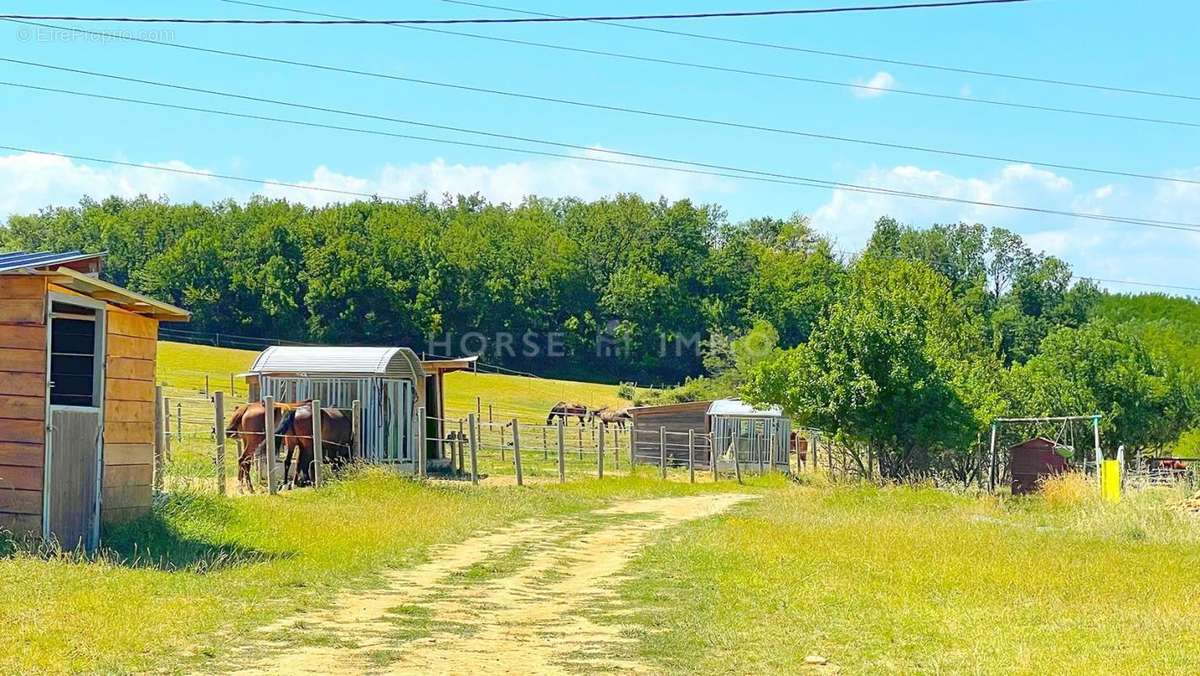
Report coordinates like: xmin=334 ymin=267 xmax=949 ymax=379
xmin=0 ymin=250 xmax=98 ymax=274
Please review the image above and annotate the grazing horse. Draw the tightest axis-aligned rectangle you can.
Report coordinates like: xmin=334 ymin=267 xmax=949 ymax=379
xmin=274 ymin=403 xmax=355 ymax=487
xmin=589 ymin=405 xmax=632 ymax=429
xmin=225 ymin=400 xmax=305 ymax=493
xmin=547 ymin=401 xmax=590 ymax=426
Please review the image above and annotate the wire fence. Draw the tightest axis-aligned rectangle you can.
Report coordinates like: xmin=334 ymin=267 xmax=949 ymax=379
xmin=152 ymin=388 xmax=833 ymax=497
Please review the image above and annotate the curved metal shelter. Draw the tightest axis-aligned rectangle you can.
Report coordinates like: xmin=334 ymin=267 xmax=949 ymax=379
xmin=246 ymin=346 xmax=426 ymax=468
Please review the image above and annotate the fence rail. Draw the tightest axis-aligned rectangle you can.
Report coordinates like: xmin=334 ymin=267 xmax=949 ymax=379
xmin=153 ymin=391 xmax=840 ymax=496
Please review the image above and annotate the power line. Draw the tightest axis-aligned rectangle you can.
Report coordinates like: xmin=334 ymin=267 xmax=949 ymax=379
xmin=443 ymin=0 xmax=1200 ymax=103
xmin=0 ymin=143 xmax=415 ymax=202
xmin=7 ymin=54 xmax=1196 ymax=191
xmin=0 ymin=2 xmax=1032 ymax=25
xmin=1077 ymin=277 xmax=1200 ymax=294
xmin=197 ymin=5 xmax=1200 ymax=130
xmin=7 ymin=78 xmax=1200 ymax=233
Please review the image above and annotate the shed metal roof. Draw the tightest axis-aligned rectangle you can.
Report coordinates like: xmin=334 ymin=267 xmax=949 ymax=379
xmin=249 ymin=345 xmax=425 ymax=380
xmin=707 ymin=399 xmax=784 ymax=418
xmin=0 ymin=250 xmax=102 ymax=273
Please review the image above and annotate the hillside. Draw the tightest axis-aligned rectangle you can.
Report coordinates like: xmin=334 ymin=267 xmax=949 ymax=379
xmin=155 ymin=341 xmax=628 ymax=424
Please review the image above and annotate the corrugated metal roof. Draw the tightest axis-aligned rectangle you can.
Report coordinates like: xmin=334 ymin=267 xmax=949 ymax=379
xmin=249 ymin=345 xmax=425 ymax=379
xmin=0 ymin=250 xmax=101 ymax=273
xmin=706 ymin=399 xmax=784 ymax=418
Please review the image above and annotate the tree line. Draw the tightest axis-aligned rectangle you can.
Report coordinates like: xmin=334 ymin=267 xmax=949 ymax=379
xmin=4 ymin=193 xmax=1198 ymax=477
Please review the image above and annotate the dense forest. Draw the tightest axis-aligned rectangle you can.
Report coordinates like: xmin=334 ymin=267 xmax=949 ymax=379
xmin=4 ymin=193 xmax=1198 ymax=475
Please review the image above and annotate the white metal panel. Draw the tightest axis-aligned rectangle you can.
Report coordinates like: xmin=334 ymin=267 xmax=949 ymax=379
xmin=249 ymin=346 xmax=425 ymax=380
xmin=706 ymin=399 xmax=784 ymax=418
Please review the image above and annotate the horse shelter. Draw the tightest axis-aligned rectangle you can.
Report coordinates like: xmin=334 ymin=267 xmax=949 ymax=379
xmin=628 ymin=399 xmax=792 ymax=472
xmin=243 ymin=346 xmax=474 ymax=472
xmin=0 ymin=251 xmax=189 ymax=549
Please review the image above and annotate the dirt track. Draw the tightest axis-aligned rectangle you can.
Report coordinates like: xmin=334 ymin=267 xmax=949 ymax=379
xmin=230 ymin=493 xmax=751 ymax=675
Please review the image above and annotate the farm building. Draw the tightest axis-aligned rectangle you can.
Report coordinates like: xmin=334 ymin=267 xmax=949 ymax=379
xmin=628 ymin=399 xmax=791 ymax=471
xmin=243 ymin=346 xmax=474 ymax=470
xmin=1010 ymin=437 xmax=1071 ymax=494
xmin=0 ymin=251 xmax=189 ymax=549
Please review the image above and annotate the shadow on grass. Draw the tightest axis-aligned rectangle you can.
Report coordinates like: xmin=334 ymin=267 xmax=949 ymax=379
xmin=1 ymin=491 xmax=291 ymax=573
xmin=103 ymin=510 xmax=289 ymax=573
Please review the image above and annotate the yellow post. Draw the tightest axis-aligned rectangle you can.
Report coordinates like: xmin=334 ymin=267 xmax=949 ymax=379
xmin=1101 ymin=459 xmax=1121 ymax=503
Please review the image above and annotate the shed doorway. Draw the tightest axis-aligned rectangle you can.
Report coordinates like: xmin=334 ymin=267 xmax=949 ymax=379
xmin=45 ymin=295 xmax=106 ymax=550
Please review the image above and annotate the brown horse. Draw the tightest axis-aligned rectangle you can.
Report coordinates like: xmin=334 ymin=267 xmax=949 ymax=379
xmin=589 ymin=405 xmax=632 ymax=429
xmin=547 ymin=401 xmax=590 ymax=426
xmin=274 ymin=404 xmax=355 ymax=487
xmin=225 ymin=400 xmax=305 ymax=493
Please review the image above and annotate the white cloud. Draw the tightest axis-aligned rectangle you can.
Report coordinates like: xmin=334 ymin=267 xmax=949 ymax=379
xmin=851 ymin=71 xmax=896 ymax=99
xmin=0 ymin=152 xmax=229 ymax=218
xmin=810 ymin=162 xmax=1200 ymax=294
xmin=0 ymin=148 xmax=734 ymax=221
xmin=260 ymin=148 xmax=731 ymax=207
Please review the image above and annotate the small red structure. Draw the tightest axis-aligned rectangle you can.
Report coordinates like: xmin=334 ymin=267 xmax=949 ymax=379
xmin=1009 ymin=437 xmax=1070 ymax=495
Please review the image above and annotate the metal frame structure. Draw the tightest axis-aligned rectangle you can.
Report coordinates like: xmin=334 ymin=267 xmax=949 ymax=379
xmin=987 ymin=414 xmax=1103 ymax=492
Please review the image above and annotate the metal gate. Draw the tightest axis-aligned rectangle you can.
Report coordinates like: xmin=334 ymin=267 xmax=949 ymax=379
xmin=259 ymin=375 xmax=416 ymax=466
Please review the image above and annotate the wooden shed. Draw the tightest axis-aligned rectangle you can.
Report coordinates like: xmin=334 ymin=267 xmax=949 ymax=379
xmin=628 ymin=399 xmax=791 ymax=471
xmin=0 ymin=251 xmax=189 ymax=549
xmin=1010 ymin=436 xmax=1070 ymax=495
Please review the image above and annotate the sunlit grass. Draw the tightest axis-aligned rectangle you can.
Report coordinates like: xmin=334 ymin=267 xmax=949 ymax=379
xmin=0 ymin=469 xmax=751 ymax=674
xmin=612 ymin=480 xmax=1200 ymax=674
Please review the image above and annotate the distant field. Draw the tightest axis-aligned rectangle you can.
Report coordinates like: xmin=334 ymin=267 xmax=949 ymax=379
xmin=154 ymin=341 xmax=628 ymax=425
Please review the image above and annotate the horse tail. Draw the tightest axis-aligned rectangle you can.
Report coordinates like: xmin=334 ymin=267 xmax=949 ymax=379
xmin=274 ymin=408 xmax=297 ymax=455
xmin=226 ymin=404 xmax=249 ymax=438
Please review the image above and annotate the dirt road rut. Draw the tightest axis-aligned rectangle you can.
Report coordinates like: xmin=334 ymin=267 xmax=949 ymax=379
xmin=231 ymin=493 xmax=751 ymax=675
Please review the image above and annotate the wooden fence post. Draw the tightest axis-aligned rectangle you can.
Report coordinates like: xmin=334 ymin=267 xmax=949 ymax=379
xmin=312 ymin=399 xmax=324 ymax=488
xmin=351 ymin=399 xmax=362 ymax=461
xmin=512 ymin=418 xmax=523 ymax=486
xmin=467 ymin=413 xmax=479 ymax=486
xmin=163 ymin=395 xmax=172 ymax=462
xmin=417 ymin=406 xmax=427 ymax=478
xmin=688 ymin=429 xmax=696 ymax=484
xmin=613 ymin=426 xmax=620 ymax=470
xmin=214 ymin=391 xmax=226 ymax=496
xmin=230 ymin=373 xmax=236 ymax=398
xmin=264 ymin=395 xmax=276 ymax=494
xmin=488 ymin=403 xmax=493 ymax=424
xmin=500 ymin=421 xmax=506 ymax=461
xmin=758 ymin=427 xmax=765 ymax=474
xmin=577 ymin=425 xmax=583 ymax=459
xmin=659 ymin=426 xmax=667 ymax=480
xmin=459 ymin=418 xmax=467 ymax=475
xmin=733 ymin=424 xmax=743 ymax=484
xmin=177 ymin=402 xmax=183 ymax=442
xmin=557 ymin=417 xmax=566 ymax=484
xmin=204 ymin=375 xmax=210 ymax=397
xmin=711 ymin=431 xmax=719 ymax=482
xmin=542 ymin=426 xmax=548 ymax=460
xmin=153 ymin=385 xmax=166 ymax=492
xmin=629 ymin=427 xmax=636 ymax=468
xmin=598 ymin=422 xmax=605 ymax=479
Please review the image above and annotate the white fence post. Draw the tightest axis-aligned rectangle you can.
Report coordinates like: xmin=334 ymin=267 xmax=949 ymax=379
xmin=417 ymin=406 xmax=427 ymax=478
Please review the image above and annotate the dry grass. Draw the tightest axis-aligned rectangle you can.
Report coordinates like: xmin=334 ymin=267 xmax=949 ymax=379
xmin=1040 ymin=471 xmax=1095 ymax=508
xmin=609 ymin=480 xmax=1200 ymax=674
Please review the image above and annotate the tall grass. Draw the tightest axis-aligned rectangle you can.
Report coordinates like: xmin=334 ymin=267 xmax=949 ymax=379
xmin=612 ymin=481 xmax=1200 ymax=674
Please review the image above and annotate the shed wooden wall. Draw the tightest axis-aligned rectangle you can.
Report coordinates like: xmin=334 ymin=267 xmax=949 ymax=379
xmin=0 ymin=276 xmax=48 ymax=535
xmin=101 ymin=308 xmax=157 ymax=524
xmin=630 ymin=402 xmax=711 ymax=463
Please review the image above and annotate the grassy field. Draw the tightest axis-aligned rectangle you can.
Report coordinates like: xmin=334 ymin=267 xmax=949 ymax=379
xmin=609 ymin=476 xmax=1200 ymax=674
xmin=0 ymin=470 xmax=753 ymax=674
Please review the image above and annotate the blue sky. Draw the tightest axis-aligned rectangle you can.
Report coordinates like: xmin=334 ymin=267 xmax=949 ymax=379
xmin=1 ymin=1 xmax=1198 ymax=292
